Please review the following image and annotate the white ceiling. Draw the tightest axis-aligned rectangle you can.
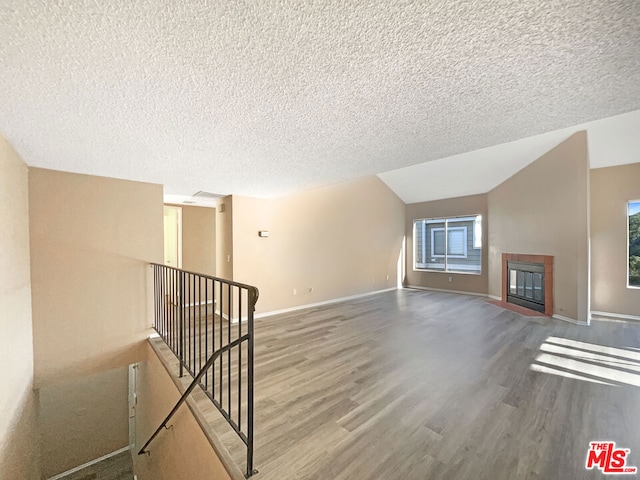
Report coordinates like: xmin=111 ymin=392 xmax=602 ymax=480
xmin=1 ymin=1 xmax=639 ymax=202
xmin=379 ymin=110 xmax=640 ymax=204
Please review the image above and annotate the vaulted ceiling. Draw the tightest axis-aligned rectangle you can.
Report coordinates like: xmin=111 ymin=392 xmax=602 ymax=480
xmin=1 ymin=1 xmax=639 ymax=203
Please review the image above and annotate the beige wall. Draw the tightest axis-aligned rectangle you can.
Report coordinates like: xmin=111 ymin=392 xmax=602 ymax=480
xmin=231 ymin=176 xmax=405 ymax=314
xmin=28 ymin=168 xmax=163 ymax=472
xmin=0 ymin=135 xmax=40 ymax=479
xmin=487 ymin=132 xmax=590 ymax=322
xmin=405 ymin=194 xmax=488 ymax=294
xmin=179 ymin=205 xmax=216 ymax=276
xmin=39 ymin=367 xmax=129 ymax=478
xmin=29 ymin=168 xmax=163 ymax=383
xmin=590 ymin=163 xmax=640 ymax=316
xmin=134 ymin=344 xmax=232 ymax=480
xmin=216 ymin=196 xmax=233 ymax=281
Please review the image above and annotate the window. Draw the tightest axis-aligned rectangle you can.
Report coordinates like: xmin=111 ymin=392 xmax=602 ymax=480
xmin=629 ymin=201 xmax=640 ymax=288
xmin=431 ymin=227 xmax=467 ymax=257
xmin=414 ymin=215 xmax=482 ymax=274
xmin=473 ymin=215 xmax=482 ymax=249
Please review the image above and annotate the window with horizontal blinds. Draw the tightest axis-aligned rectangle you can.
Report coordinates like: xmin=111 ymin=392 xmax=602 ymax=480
xmin=413 ymin=215 xmax=481 ymax=274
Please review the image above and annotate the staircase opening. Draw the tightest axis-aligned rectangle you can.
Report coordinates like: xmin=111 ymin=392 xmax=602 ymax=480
xmin=139 ymin=264 xmax=259 ymax=478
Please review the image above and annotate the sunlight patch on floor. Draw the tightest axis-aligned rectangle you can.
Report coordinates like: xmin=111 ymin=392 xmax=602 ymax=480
xmin=530 ymin=363 xmax=615 ymax=386
xmin=546 ymin=336 xmax=640 ymax=361
xmin=540 ymin=343 xmax=640 ymax=372
xmin=530 ymin=337 xmax=640 ymax=387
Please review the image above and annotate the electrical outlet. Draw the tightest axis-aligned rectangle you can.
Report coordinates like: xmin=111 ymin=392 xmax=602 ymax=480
xmin=448 ymin=276 xmax=452 ymax=282
xmin=386 ymin=274 xmax=389 ymax=280
xmin=293 ymin=288 xmax=297 ymax=295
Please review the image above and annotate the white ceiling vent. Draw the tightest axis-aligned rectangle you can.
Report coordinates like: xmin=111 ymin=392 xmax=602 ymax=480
xmin=193 ymin=191 xmax=223 ymax=199
xmin=164 ymin=192 xmax=220 ymax=208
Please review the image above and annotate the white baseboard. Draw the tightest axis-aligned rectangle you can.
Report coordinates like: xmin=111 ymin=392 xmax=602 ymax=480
xmin=255 ymin=287 xmax=398 ymax=319
xmin=591 ymin=310 xmax=640 ymax=323
xmin=47 ymin=446 xmax=130 ymax=480
xmin=487 ymin=294 xmax=501 ymax=301
xmin=552 ymin=313 xmax=589 ymax=326
xmin=170 ymin=299 xmax=216 ymax=308
xmin=186 ymin=299 xmax=215 ymax=308
xmin=405 ymin=285 xmax=488 ymax=298
xmin=215 ymin=309 xmax=248 ymax=324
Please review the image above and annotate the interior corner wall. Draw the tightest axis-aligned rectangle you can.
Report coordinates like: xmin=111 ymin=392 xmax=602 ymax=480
xmin=28 ymin=168 xmax=164 ymax=476
xmin=405 ymin=194 xmax=488 ymax=294
xmin=231 ymin=176 xmax=405 ymax=314
xmin=177 ymin=204 xmax=216 ymax=276
xmin=38 ymin=366 xmax=129 ymax=477
xmin=134 ymin=344 xmax=232 ymax=480
xmin=0 ymin=135 xmax=40 ymax=479
xmin=216 ymin=196 xmax=233 ymax=281
xmin=487 ymin=131 xmax=590 ymax=322
xmin=590 ymin=163 xmax=640 ymax=317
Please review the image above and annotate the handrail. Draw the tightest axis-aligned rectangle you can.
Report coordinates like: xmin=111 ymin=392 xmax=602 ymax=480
xmin=145 ymin=263 xmax=259 ymax=477
xmin=138 ymin=334 xmax=247 ymax=456
xmin=150 ymin=262 xmax=260 ymax=299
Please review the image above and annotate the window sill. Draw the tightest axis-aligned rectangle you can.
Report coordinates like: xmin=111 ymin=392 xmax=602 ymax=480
xmin=413 ymin=268 xmax=482 ymax=276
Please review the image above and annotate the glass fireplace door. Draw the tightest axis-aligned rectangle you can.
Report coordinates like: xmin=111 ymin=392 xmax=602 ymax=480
xmin=507 ymin=261 xmax=545 ymax=312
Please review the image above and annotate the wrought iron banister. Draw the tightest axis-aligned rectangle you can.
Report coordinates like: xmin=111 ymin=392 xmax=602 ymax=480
xmin=138 ymin=335 xmax=246 ymax=455
xmin=143 ymin=263 xmax=259 ymax=477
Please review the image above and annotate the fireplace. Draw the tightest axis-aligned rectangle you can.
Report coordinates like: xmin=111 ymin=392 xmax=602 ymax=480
xmin=502 ymin=254 xmax=553 ymax=316
xmin=507 ymin=261 xmax=545 ymax=312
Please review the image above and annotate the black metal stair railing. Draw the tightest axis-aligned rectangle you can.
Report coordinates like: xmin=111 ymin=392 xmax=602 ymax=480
xmin=139 ymin=263 xmax=259 ymax=478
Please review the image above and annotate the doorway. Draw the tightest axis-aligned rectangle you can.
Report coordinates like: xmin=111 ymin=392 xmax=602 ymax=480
xmin=164 ymin=206 xmax=182 ymax=268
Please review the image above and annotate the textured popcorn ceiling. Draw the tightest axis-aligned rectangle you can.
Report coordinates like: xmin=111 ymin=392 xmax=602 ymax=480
xmin=0 ymin=1 xmax=639 ymax=201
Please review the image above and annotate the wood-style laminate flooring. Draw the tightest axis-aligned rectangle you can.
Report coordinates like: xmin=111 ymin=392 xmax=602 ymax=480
xmin=166 ymin=289 xmax=640 ymax=480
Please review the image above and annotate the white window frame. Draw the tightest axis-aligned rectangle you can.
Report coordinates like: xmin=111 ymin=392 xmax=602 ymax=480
xmin=473 ymin=215 xmax=482 ymax=249
xmin=413 ymin=214 xmax=482 ymax=274
xmin=421 ymin=220 xmax=427 ymax=266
